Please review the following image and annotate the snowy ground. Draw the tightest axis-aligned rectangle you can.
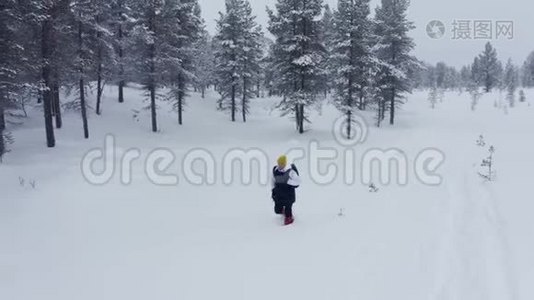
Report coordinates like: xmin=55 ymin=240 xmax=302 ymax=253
xmin=1 ymin=86 xmax=534 ymax=300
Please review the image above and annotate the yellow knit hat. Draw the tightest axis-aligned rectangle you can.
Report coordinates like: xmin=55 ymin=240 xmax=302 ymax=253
xmin=277 ymin=155 xmax=287 ymax=167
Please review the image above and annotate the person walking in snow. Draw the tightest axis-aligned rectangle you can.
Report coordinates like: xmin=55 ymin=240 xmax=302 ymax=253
xmin=271 ymin=155 xmax=301 ymax=225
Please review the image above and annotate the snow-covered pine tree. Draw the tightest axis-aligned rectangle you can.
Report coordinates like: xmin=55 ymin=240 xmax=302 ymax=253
xmin=477 ymin=42 xmax=502 ymax=93
xmin=14 ymin=0 xmax=69 ymax=136
xmin=467 ymin=80 xmax=482 ymax=111
xmin=34 ymin=0 xmax=71 ymax=147
xmin=479 ymin=145 xmax=496 ymax=182
xmin=434 ymin=62 xmax=460 ymax=90
xmin=262 ymin=42 xmax=277 ymax=97
xmin=129 ymin=0 xmax=203 ymax=129
xmin=428 ymin=85 xmax=438 ymax=109
xmin=193 ymin=31 xmax=216 ymax=99
xmin=445 ymin=66 xmax=461 ymax=91
xmin=519 ymin=90 xmax=526 ymax=103
xmin=330 ymin=0 xmax=376 ymax=137
xmin=373 ymin=0 xmax=416 ymax=125
xmin=50 ymin=22 xmax=66 ymax=129
xmin=214 ymin=0 xmax=263 ymax=123
xmin=267 ymin=0 xmax=327 ymax=133
xmin=163 ymin=0 xmax=203 ymax=125
xmin=503 ymin=58 xmax=519 ymax=108
xmin=92 ymin=0 xmax=117 ymax=116
xmin=410 ymin=62 xmax=433 ymax=90
xmin=110 ymin=0 xmax=133 ymax=104
xmin=36 ymin=4 xmax=76 ymax=130
xmin=460 ymin=65 xmax=472 ymax=90
xmin=320 ymin=4 xmax=335 ymax=96
xmin=214 ymin=0 xmax=244 ymax=122
xmin=0 ymin=0 xmax=24 ymax=158
xmin=321 ymin=5 xmax=335 ymax=58
xmin=69 ymin=0 xmax=99 ymax=139
xmin=61 ymin=0 xmax=116 ymax=119
xmin=471 ymin=56 xmax=483 ymax=87
xmin=255 ymin=36 xmax=273 ymax=98
xmin=521 ymin=51 xmax=534 ymax=88
xmin=239 ymin=5 xmax=263 ymax=123
xmin=128 ymin=0 xmax=164 ymax=132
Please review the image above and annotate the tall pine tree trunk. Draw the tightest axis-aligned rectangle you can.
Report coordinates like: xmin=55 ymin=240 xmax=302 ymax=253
xmin=293 ymin=78 xmax=299 ymax=131
xmin=389 ymin=46 xmax=397 ymax=125
xmin=80 ymin=77 xmax=89 ymax=139
xmin=298 ymin=3 xmax=309 ymax=135
xmin=291 ymin=2 xmax=300 ymax=133
xmin=41 ymin=17 xmax=55 ymax=148
xmin=231 ymin=84 xmax=236 ymax=122
xmin=297 ymin=72 xmax=305 ymax=134
xmin=117 ymin=0 xmax=125 ymax=103
xmin=150 ymin=84 xmax=157 ymax=132
xmin=0 ymin=100 xmax=5 ymax=144
xmin=177 ymin=74 xmax=184 ymax=125
xmin=0 ymin=103 xmax=4 ymax=160
xmin=96 ymin=64 xmax=103 ymax=115
xmin=299 ymin=104 xmax=305 ymax=134
xmin=51 ymin=81 xmax=57 ymax=117
xmin=389 ymin=87 xmax=395 ymax=125
xmin=348 ymin=71 xmax=353 ymax=138
xmin=149 ymin=8 xmax=157 ymax=132
xmin=52 ymin=74 xmax=62 ymax=129
xmin=78 ymin=17 xmax=89 ymax=139
xmin=96 ymin=38 xmax=103 ymax=115
xmin=242 ymin=78 xmax=247 ymax=123
xmin=381 ymin=99 xmax=386 ymax=121
xmin=118 ymin=78 xmax=125 ymax=103
xmin=347 ymin=110 xmax=352 ymax=139
xmin=0 ymin=103 xmax=5 ymax=132
xmin=376 ymin=94 xmax=384 ymax=128
xmin=294 ymin=104 xmax=300 ymax=131
xmin=96 ymin=14 xmax=104 ymax=114
xmin=178 ymin=90 xmax=183 ymax=125
xmin=298 ymin=76 xmax=305 ymax=134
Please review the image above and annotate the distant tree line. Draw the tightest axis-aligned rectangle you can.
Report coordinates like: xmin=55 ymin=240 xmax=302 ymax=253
xmin=413 ymin=42 xmax=534 ymax=94
xmin=412 ymin=42 xmax=534 ymax=110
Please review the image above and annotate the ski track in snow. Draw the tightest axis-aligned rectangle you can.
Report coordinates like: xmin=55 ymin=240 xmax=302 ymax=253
xmin=432 ymin=166 xmax=518 ymax=300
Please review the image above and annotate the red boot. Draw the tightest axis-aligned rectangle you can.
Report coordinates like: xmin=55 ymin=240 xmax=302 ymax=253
xmin=284 ymin=216 xmax=294 ymax=226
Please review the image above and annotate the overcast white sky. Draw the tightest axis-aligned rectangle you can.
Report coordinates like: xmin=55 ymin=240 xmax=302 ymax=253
xmin=198 ymin=0 xmax=534 ymax=68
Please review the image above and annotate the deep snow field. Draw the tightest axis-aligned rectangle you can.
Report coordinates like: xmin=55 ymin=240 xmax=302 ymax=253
xmin=1 ymin=86 xmax=534 ymax=300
